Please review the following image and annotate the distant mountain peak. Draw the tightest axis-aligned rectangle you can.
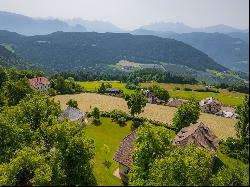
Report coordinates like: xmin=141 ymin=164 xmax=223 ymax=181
xmin=65 ymin=18 xmax=125 ymax=33
xmin=141 ymin=22 xmax=193 ymax=33
xmin=139 ymin=21 xmax=247 ymax=34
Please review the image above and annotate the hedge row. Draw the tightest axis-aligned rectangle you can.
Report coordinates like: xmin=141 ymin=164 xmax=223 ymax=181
xmin=86 ymin=109 xmax=173 ymax=130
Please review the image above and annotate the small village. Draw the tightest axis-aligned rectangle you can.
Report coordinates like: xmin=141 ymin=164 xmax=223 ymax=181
xmin=0 ymin=2 xmax=248 ymax=185
xmin=23 ymin=76 xmax=245 ymax=184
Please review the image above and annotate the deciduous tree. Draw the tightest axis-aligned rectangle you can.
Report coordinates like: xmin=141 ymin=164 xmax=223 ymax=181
xmin=125 ymin=91 xmax=147 ymax=117
xmin=172 ymin=97 xmax=200 ymax=132
xmin=235 ymin=95 xmax=249 ymax=143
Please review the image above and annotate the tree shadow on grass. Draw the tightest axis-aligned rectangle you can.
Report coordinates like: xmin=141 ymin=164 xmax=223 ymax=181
xmin=118 ymin=122 xmax=127 ymax=127
xmin=122 ymin=180 xmax=128 ymax=186
xmin=102 ymin=160 xmax=112 ymax=168
xmin=92 ymin=119 xmax=101 ymax=126
xmin=212 ymin=156 xmax=225 ymax=175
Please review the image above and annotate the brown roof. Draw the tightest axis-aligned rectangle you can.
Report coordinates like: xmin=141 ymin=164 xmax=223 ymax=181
xmin=172 ymin=122 xmax=219 ymax=153
xmin=113 ymin=130 xmax=137 ymax=168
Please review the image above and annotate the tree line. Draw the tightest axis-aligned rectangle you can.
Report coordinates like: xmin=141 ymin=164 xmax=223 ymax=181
xmin=52 ymin=68 xmax=198 ymax=85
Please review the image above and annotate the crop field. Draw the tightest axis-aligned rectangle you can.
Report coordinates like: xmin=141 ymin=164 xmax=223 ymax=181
xmin=54 ymin=93 xmax=237 ymax=139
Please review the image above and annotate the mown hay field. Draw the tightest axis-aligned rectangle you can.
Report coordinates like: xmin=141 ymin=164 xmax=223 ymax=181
xmin=54 ymin=93 xmax=237 ymax=140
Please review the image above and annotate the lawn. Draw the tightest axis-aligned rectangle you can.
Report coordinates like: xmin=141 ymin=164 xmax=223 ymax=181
xmin=84 ymin=117 xmax=176 ymax=186
xmin=84 ymin=117 xmax=132 ymax=186
xmin=77 ymin=81 xmax=134 ymax=94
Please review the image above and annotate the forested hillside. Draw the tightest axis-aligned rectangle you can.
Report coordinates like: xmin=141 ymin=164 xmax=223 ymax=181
xmin=131 ymin=30 xmax=249 ymax=73
xmin=168 ymin=32 xmax=249 ymax=73
xmin=0 ymin=31 xmax=227 ymax=72
xmin=0 ymin=45 xmax=43 ymax=71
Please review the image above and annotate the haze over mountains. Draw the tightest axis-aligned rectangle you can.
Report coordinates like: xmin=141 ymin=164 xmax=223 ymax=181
xmin=0 ymin=11 xmax=248 ymax=35
xmin=0 ymin=11 xmax=249 ymax=74
xmin=140 ymin=22 xmax=248 ymax=34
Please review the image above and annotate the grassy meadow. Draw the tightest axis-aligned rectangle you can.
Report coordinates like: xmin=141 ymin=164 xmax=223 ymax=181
xmin=77 ymin=81 xmax=134 ymax=94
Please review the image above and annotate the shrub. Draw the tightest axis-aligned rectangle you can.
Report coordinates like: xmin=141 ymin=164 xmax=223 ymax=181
xmin=66 ymin=99 xmax=78 ymax=108
xmin=125 ymin=84 xmax=137 ymax=90
xmin=194 ymin=88 xmax=219 ymax=93
xmin=183 ymin=87 xmax=192 ymax=91
xmin=110 ymin=109 xmax=127 ymax=121
xmin=92 ymin=107 xmax=100 ymax=120
xmin=117 ymin=117 xmax=127 ymax=125
xmin=48 ymin=88 xmax=57 ymax=96
xmin=219 ymin=138 xmax=249 ymax=163
xmin=173 ymin=87 xmax=180 ymax=91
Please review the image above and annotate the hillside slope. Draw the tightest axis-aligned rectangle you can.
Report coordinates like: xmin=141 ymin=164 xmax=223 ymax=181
xmin=0 ymin=31 xmax=227 ymax=72
xmin=168 ymin=32 xmax=249 ymax=73
xmin=131 ymin=29 xmax=249 ymax=73
xmin=0 ymin=45 xmax=44 ymax=71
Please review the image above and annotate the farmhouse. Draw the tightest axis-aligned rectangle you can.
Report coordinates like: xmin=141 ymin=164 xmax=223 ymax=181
xmin=172 ymin=122 xmax=219 ymax=153
xmin=199 ymin=97 xmax=222 ymax=114
xmin=113 ymin=130 xmax=137 ymax=182
xmin=107 ymin=88 xmax=123 ymax=94
xmin=58 ymin=106 xmax=86 ymax=125
xmin=141 ymin=89 xmax=158 ymax=104
xmin=167 ymin=98 xmax=187 ymax=107
xmin=28 ymin=77 xmax=50 ymax=93
xmin=113 ymin=122 xmax=219 ymax=181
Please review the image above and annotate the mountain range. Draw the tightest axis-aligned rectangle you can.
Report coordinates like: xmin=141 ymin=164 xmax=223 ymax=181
xmin=65 ymin=18 xmax=125 ymax=33
xmin=0 ymin=11 xmax=248 ymax=74
xmin=140 ymin=22 xmax=248 ymax=34
xmin=0 ymin=11 xmax=87 ymax=36
xmin=0 ymin=30 xmax=227 ymax=73
xmin=131 ymin=29 xmax=249 ymax=73
xmin=0 ymin=11 xmax=248 ymax=35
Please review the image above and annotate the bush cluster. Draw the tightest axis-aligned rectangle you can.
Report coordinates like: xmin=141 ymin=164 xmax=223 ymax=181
xmin=183 ymin=87 xmax=192 ymax=91
xmin=194 ymin=88 xmax=219 ymax=93
xmin=86 ymin=109 xmax=171 ymax=129
xmin=219 ymin=138 xmax=249 ymax=163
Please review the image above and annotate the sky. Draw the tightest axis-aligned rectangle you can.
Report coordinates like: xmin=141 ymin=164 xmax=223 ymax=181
xmin=0 ymin=0 xmax=249 ymax=30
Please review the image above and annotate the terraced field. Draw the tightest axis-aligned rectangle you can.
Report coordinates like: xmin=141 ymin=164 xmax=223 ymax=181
xmin=54 ymin=93 xmax=237 ymax=139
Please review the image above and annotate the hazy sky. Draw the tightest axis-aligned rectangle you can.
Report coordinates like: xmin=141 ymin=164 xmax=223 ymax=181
xmin=0 ymin=0 xmax=249 ymax=30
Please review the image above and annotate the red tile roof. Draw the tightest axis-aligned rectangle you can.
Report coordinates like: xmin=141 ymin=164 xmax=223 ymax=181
xmin=28 ymin=77 xmax=50 ymax=87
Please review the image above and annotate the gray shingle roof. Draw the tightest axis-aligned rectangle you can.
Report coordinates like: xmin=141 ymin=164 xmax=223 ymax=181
xmin=58 ymin=106 xmax=85 ymax=122
xmin=113 ymin=130 xmax=137 ymax=168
